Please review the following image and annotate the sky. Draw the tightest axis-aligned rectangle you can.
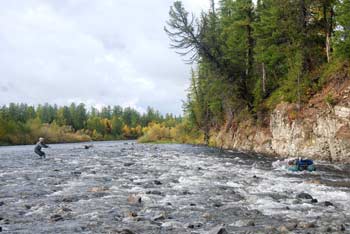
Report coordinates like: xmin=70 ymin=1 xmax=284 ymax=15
xmin=0 ymin=0 xmax=211 ymax=115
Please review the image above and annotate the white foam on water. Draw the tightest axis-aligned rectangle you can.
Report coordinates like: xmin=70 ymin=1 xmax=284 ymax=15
xmin=235 ymin=165 xmax=350 ymax=221
xmin=47 ymin=180 xmax=86 ymax=196
xmin=24 ymin=206 xmax=46 ymax=216
xmin=161 ymin=220 xmax=183 ymax=228
xmin=128 ymin=186 xmax=145 ymax=193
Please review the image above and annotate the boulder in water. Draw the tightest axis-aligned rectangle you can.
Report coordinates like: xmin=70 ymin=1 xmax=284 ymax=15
xmin=84 ymin=145 xmax=93 ymax=149
xmin=50 ymin=214 xmax=64 ymax=222
xmin=146 ymin=190 xmax=162 ymax=195
xmin=206 ymin=224 xmax=228 ymax=234
xmin=186 ymin=223 xmax=202 ymax=229
xmin=124 ymin=162 xmax=134 ymax=167
xmin=246 ymin=220 xmax=255 ymax=226
xmin=89 ymin=187 xmax=109 ymax=193
xmin=117 ymin=229 xmax=135 ymax=234
xmin=340 ymin=224 xmax=346 ymax=231
xmin=127 ymin=195 xmax=142 ymax=204
xmin=71 ymin=171 xmax=82 ymax=176
xmin=61 ymin=196 xmax=80 ymax=203
xmin=152 ymin=213 xmax=166 ymax=221
xmin=213 ymin=202 xmax=223 ymax=208
xmin=127 ymin=211 xmax=138 ymax=217
xmin=58 ymin=207 xmax=72 ymax=213
xmin=299 ymin=222 xmax=316 ymax=229
xmin=296 ymin=192 xmax=313 ymax=199
xmin=154 ymin=180 xmax=162 ymax=185
xmin=324 ymin=201 xmax=334 ymax=207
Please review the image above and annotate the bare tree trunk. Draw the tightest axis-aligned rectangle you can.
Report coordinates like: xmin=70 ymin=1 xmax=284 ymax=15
xmin=325 ymin=5 xmax=334 ymax=63
xmin=326 ymin=33 xmax=331 ymax=63
xmin=262 ymin=63 xmax=266 ymax=93
xmin=204 ymin=104 xmax=210 ymax=145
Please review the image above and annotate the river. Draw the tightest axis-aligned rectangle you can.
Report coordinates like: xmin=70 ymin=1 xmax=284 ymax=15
xmin=0 ymin=141 xmax=349 ymax=233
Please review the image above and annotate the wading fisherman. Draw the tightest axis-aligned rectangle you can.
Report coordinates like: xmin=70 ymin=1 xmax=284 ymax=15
xmin=34 ymin=137 xmax=49 ymax=159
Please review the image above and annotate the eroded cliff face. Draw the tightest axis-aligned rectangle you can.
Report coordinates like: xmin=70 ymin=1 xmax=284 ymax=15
xmin=215 ymin=103 xmax=350 ymax=163
xmin=270 ymin=104 xmax=350 ymax=162
xmin=214 ymin=70 xmax=350 ymax=163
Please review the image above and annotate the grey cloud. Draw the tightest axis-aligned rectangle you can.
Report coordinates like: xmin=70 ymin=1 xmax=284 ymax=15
xmin=0 ymin=0 xmax=210 ymax=115
xmin=1 ymin=86 xmax=8 ymax=92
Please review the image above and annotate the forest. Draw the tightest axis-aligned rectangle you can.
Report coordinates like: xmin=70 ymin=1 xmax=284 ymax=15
xmin=150 ymin=0 xmax=350 ymax=144
xmin=0 ymin=103 xmax=181 ymax=145
xmin=2 ymin=0 xmax=350 ymax=146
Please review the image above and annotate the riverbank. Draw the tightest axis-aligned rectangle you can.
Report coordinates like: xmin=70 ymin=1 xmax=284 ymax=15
xmin=212 ymin=64 xmax=350 ymax=163
xmin=138 ymin=62 xmax=350 ymax=163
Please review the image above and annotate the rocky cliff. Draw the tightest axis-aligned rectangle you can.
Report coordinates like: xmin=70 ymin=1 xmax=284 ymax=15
xmin=214 ymin=65 xmax=350 ymax=163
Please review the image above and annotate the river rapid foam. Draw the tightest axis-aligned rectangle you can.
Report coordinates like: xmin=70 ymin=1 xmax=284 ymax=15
xmin=0 ymin=141 xmax=349 ymax=233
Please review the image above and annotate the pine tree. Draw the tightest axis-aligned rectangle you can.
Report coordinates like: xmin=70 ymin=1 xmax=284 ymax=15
xmin=219 ymin=0 xmax=255 ymax=109
xmin=334 ymin=0 xmax=350 ymax=59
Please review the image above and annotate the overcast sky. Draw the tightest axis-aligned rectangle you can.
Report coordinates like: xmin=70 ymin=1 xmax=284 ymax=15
xmin=0 ymin=0 xmax=211 ymax=115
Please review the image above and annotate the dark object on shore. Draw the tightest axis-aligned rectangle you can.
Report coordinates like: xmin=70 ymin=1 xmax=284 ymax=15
xmin=84 ymin=144 xmax=93 ymax=149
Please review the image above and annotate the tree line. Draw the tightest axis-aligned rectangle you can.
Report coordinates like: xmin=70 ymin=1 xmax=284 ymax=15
xmin=0 ymin=103 xmax=181 ymax=145
xmin=165 ymin=0 xmax=350 ymax=144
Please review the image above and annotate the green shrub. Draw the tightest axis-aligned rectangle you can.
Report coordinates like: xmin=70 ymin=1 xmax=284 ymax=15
xmin=325 ymin=93 xmax=336 ymax=106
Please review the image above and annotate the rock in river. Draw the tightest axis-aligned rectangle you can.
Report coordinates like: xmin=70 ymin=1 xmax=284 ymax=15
xmin=296 ymin=192 xmax=313 ymax=199
xmin=50 ymin=214 xmax=64 ymax=222
xmin=324 ymin=201 xmax=334 ymax=207
xmin=127 ymin=194 xmax=142 ymax=204
xmin=117 ymin=229 xmax=135 ymax=234
xmin=206 ymin=224 xmax=228 ymax=234
xmin=154 ymin=180 xmax=162 ymax=185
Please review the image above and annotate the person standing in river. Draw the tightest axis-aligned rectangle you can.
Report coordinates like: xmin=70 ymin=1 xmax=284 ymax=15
xmin=34 ymin=137 xmax=49 ymax=159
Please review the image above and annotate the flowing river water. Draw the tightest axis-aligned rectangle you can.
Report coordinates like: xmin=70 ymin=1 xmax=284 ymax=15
xmin=0 ymin=141 xmax=349 ymax=234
